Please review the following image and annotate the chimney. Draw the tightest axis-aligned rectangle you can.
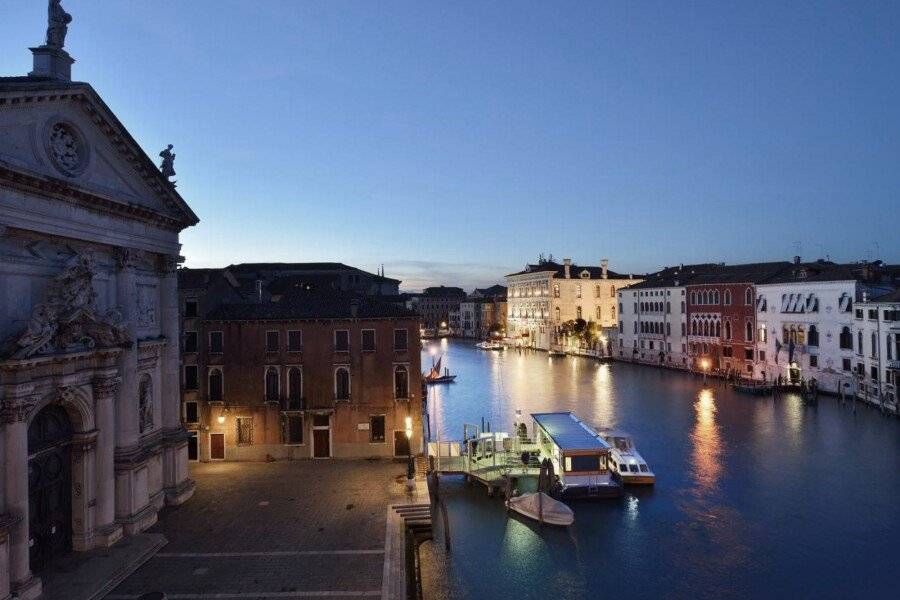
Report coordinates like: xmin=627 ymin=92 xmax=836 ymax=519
xmin=563 ymin=258 xmax=572 ymax=279
xmin=863 ymin=291 xmax=868 ymax=303
xmin=255 ymin=279 xmax=263 ymax=303
xmin=793 ymin=255 xmax=801 ymax=265
xmin=601 ymin=258 xmax=609 ymax=280
xmin=350 ymin=298 xmax=359 ymax=318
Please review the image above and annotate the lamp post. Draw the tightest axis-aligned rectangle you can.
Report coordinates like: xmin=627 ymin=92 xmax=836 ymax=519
xmin=405 ymin=416 xmax=415 ymax=492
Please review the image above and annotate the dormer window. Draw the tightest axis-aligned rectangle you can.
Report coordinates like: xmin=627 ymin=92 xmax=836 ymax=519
xmin=580 ymin=270 xmax=590 ymax=279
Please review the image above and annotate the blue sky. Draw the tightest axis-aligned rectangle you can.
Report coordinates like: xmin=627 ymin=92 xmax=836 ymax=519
xmin=3 ymin=1 xmax=898 ymax=291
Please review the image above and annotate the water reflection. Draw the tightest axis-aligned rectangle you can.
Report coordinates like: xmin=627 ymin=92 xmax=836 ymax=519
xmin=690 ymin=388 xmax=723 ymax=497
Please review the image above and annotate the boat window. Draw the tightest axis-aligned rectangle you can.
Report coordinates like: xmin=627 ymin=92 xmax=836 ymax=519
xmin=630 ymin=464 xmax=639 ymax=472
xmin=565 ymin=454 xmax=600 ymax=472
xmin=640 ymin=464 xmax=649 ymax=472
xmin=614 ymin=438 xmax=629 ymax=451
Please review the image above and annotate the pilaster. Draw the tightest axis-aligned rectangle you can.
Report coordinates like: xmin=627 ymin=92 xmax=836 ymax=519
xmin=91 ymin=372 xmax=123 ymax=547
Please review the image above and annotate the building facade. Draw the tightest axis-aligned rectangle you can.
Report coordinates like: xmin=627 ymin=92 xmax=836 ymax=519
xmin=179 ymin=274 xmax=424 ymax=461
xmin=0 ymin=25 xmax=196 ymax=599
xmin=855 ymin=290 xmax=900 ymax=408
xmin=507 ymin=258 xmax=641 ymax=350
xmin=418 ymin=286 xmax=466 ymax=331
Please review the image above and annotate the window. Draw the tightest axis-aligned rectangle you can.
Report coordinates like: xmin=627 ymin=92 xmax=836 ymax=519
xmin=287 ymin=367 xmax=302 ymax=409
xmin=266 ymin=331 xmax=279 ymax=352
xmin=596 ymin=306 xmax=602 ymax=320
xmin=868 ymin=309 xmax=878 ymax=320
xmin=265 ymin=367 xmax=279 ymax=401
xmin=666 ymin=302 xmax=671 ymax=314
xmin=715 ymin=322 xmax=721 ymax=337
xmin=681 ymin=323 xmax=686 ymax=336
xmin=208 ymin=368 xmax=223 ymax=402
xmin=288 ymin=330 xmax=302 ymax=352
xmin=564 ymin=454 xmax=600 ymax=472
xmin=745 ymin=321 xmax=753 ymax=342
xmin=236 ymin=417 xmax=253 ymax=445
xmin=759 ymin=350 xmax=766 ymax=362
xmin=594 ymin=285 xmax=601 ymax=298
xmin=610 ymin=286 xmax=616 ymax=298
xmin=842 ymin=357 xmax=851 ymax=371
xmin=690 ymin=291 xmax=696 ymax=305
xmin=394 ymin=329 xmax=409 ymax=351
xmin=184 ymin=400 xmax=199 ymax=423
xmin=839 ymin=326 xmax=852 ymax=350
xmin=745 ymin=288 xmax=752 ymax=305
xmin=370 ymin=415 xmax=386 ymax=443
xmin=335 ymin=330 xmax=350 ymax=352
xmin=284 ymin=414 xmax=303 ymax=444
xmin=209 ymin=331 xmax=223 ymax=354
xmin=184 ymin=365 xmax=198 ymax=390
xmin=810 ymin=354 xmax=818 ymax=367
xmin=666 ymin=323 xmax=671 ymax=336
xmin=871 ymin=332 xmax=878 ymax=358
xmin=576 ymin=306 xmax=582 ymax=320
xmin=758 ymin=324 xmax=767 ymax=343
xmin=184 ymin=331 xmax=198 ymax=353
xmin=723 ymin=346 xmax=733 ymax=357
xmin=871 ymin=366 xmax=878 ymax=381
xmin=394 ymin=365 xmax=409 ymax=399
xmin=335 ymin=367 xmax=350 ymax=400
xmin=724 ymin=290 xmax=731 ymax=305
xmin=807 ymin=325 xmax=818 ymax=347
xmin=184 ymin=300 xmax=198 ymax=318
xmin=611 ymin=305 xmax=616 ymax=318
xmin=576 ymin=285 xmax=582 ymax=299
xmin=857 ymin=331 xmax=863 ymax=355
xmin=555 ymin=307 xmax=561 ymax=323
xmin=362 ymin=329 xmax=375 ymax=352
xmin=745 ymin=348 xmax=754 ymax=360
xmin=553 ymin=284 xmax=560 ymax=298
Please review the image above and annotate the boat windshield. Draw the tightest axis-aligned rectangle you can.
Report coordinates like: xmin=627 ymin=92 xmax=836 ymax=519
xmin=612 ymin=437 xmax=631 ymax=451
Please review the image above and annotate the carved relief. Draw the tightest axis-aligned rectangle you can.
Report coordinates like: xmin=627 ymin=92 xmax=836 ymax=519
xmin=45 ymin=120 xmax=89 ymax=177
xmin=138 ymin=374 xmax=153 ymax=433
xmin=92 ymin=375 xmax=121 ymax=399
xmin=135 ymin=283 xmax=158 ymax=327
xmin=0 ymin=396 xmax=38 ymax=424
xmin=1 ymin=254 xmax=132 ymax=360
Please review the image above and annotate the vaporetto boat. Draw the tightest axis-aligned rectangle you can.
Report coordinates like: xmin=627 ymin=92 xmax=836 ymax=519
xmin=598 ymin=430 xmax=655 ymax=485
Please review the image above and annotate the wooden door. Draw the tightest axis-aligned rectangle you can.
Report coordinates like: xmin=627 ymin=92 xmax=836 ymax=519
xmin=187 ymin=432 xmax=199 ymax=461
xmin=313 ymin=429 xmax=330 ymax=458
xmin=394 ymin=431 xmax=411 ymax=457
xmin=209 ymin=433 xmax=225 ymax=460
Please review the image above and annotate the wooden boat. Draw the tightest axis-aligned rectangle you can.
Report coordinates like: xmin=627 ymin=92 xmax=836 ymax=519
xmin=733 ymin=381 xmax=773 ymax=395
xmin=506 ymin=492 xmax=574 ymax=527
xmin=423 ymin=356 xmax=457 ymax=384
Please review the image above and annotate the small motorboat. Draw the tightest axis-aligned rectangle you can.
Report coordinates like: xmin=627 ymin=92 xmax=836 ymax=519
xmin=506 ymin=492 xmax=574 ymax=527
xmin=599 ymin=430 xmax=655 ymax=485
xmin=547 ymin=349 xmax=566 ymax=357
xmin=476 ymin=341 xmax=504 ymax=350
xmin=423 ymin=355 xmax=456 ymax=384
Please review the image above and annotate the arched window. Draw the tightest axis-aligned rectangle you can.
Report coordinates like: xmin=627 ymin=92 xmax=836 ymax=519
xmin=610 ymin=286 xmax=616 ymax=297
xmin=703 ymin=321 xmax=710 ymax=336
xmin=839 ymin=326 xmax=852 ymax=350
xmin=595 ymin=285 xmax=601 ymax=298
xmin=692 ymin=321 xmax=698 ymax=335
xmin=746 ymin=321 xmax=753 ymax=342
xmin=335 ymin=367 xmax=350 ymax=400
xmin=265 ymin=367 xmax=279 ymax=401
xmin=690 ymin=291 xmax=696 ymax=305
xmin=745 ymin=288 xmax=753 ymax=305
xmin=713 ymin=291 xmax=719 ymax=304
xmin=666 ymin=322 xmax=671 ymax=336
xmin=807 ymin=325 xmax=819 ymax=347
xmin=715 ymin=321 xmax=721 ymax=337
xmin=724 ymin=290 xmax=732 ymax=305
xmin=288 ymin=367 xmax=302 ymax=407
xmin=725 ymin=321 xmax=731 ymax=340
xmin=701 ymin=291 xmax=707 ymax=305
xmin=394 ymin=365 xmax=409 ymax=399
xmin=209 ymin=368 xmax=223 ymax=402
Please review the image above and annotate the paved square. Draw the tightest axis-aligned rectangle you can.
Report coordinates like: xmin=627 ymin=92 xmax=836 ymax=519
xmin=108 ymin=460 xmax=411 ymax=600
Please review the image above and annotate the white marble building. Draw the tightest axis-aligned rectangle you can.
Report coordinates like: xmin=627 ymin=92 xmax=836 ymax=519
xmin=506 ymin=258 xmax=640 ymax=350
xmin=853 ymin=290 xmax=900 ymax=409
xmin=615 ymin=266 xmax=698 ymax=366
xmin=0 ymin=12 xmax=198 ymax=598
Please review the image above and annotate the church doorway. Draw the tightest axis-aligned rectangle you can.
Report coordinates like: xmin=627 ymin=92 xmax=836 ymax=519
xmin=28 ymin=404 xmax=74 ymax=571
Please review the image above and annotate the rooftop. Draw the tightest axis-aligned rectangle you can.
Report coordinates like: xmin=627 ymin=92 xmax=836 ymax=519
xmin=507 ymin=261 xmax=634 ymax=280
xmin=531 ymin=412 xmax=610 ymax=452
xmin=205 ymin=288 xmax=416 ymax=321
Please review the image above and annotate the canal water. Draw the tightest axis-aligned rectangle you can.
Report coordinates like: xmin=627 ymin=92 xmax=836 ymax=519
xmin=420 ymin=338 xmax=900 ymax=600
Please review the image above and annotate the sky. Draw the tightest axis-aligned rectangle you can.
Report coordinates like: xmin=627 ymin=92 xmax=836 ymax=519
xmin=2 ymin=1 xmax=898 ymax=291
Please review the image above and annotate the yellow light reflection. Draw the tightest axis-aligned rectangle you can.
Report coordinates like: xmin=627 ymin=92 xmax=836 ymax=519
xmin=690 ymin=388 xmax=722 ymax=496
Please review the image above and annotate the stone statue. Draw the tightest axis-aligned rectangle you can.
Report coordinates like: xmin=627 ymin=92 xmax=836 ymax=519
xmin=159 ymin=144 xmax=176 ymax=184
xmin=139 ymin=376 xmax=153 ymax=433
xmin=46 ymin=0 xmax=73 ymax=49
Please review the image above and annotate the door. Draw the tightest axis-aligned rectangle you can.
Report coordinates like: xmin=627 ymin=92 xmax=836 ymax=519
xmin=209 ymin=433 xmax=225 ymax=460
xmin=312 ymin=414 xmax=331 ymax=458
xmin=187 ymin=432 xmax=199 ymax=461
xmin=28 ymin=405 xmax=73 ymax=571
xmin=394 ymin=430 xmax=411 ymax=457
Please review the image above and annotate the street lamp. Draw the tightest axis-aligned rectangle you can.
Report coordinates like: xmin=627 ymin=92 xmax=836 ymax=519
xmin=405 ymin=416 xmax=415 ymax=491
xmin=701 ymin=358 xmax=710 ymax=386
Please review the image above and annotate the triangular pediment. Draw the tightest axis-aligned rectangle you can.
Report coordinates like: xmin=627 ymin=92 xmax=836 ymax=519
xmin=0 ymin=80 xmax=198 ymax=228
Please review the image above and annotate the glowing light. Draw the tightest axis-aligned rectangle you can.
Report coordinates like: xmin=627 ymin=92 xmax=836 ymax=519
xmin=217 ymin=414 xmax=225 ymax=424
xmin=405 ymin=416 xmax=413 ymax=439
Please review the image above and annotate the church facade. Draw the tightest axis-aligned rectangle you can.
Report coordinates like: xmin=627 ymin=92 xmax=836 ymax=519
xmin=0 ymin=10 xmax=198 ymax=598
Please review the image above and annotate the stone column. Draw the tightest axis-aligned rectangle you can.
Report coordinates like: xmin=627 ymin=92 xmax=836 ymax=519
xmin=1 ymin=394 xmax=41 ymax=600
xmin=92 ymin=373 xmax=123 ymax=546
xmin=158 ymin=255 xmax=194 ymax=505
xmin=69 ymin=431 xmax=98 ymax=551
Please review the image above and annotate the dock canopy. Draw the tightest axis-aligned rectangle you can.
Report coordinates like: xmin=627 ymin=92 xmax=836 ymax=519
xmin=532 ymin=412 xmax=611 ymax=452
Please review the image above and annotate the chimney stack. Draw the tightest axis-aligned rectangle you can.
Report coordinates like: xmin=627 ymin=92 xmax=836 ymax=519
xmin=793 ymin=255 xmax=801 ymax=265
xmin=255 ymin=279 xmax=263 ymax=303
xmin=601 ymin=258 xmax=609 ymax=280
xmin=563 ymin=258 xmax=572 ymax=279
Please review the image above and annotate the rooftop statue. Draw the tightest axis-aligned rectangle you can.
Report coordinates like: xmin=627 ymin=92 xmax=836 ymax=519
xmin=45 ymin=0 xmax=73 ymax=50
xmin=159 ymin=144 xmax=177 ymax=185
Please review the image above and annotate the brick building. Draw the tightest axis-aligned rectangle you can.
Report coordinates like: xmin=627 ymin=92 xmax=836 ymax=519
xmin=179 ymin=270 xmax=423 ymax=461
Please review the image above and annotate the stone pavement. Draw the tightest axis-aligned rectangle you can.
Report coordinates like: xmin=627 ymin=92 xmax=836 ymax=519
xmin=105 ymin=460 xmax=411 ymax=600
